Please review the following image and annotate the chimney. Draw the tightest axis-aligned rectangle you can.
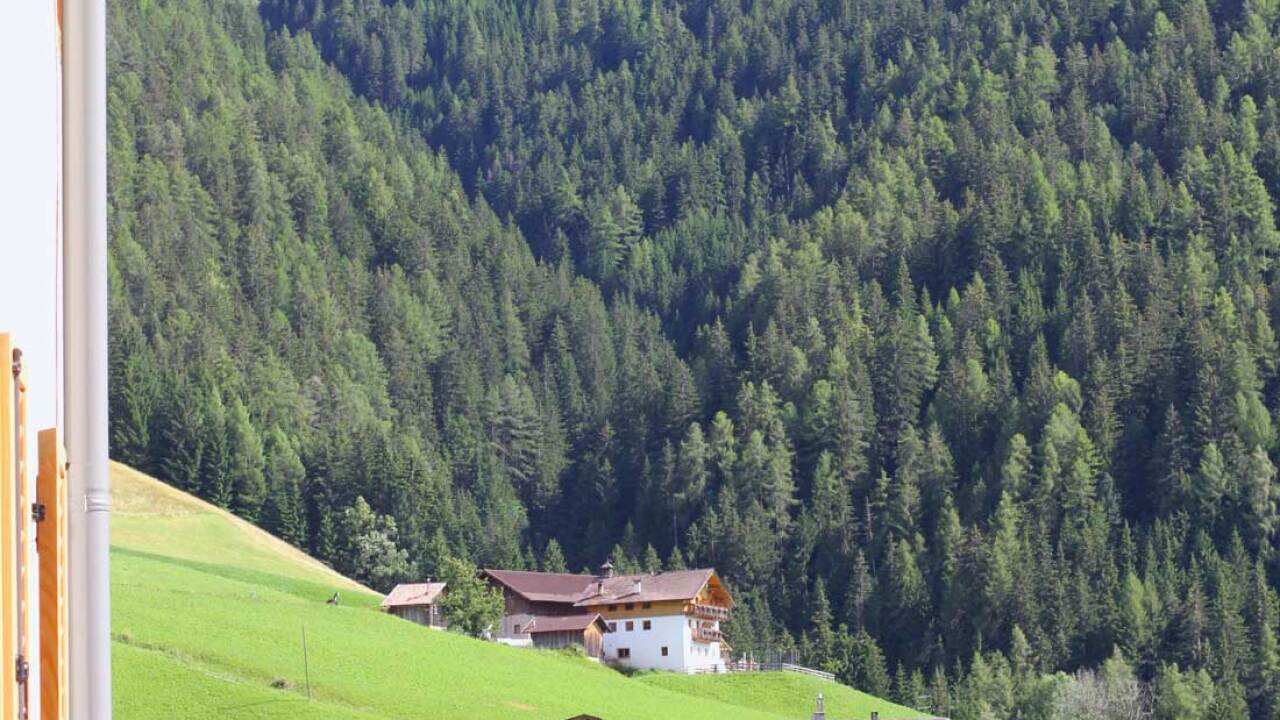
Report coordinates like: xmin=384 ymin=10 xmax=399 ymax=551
xmin=599 ymin=560 xmax=615 ymax=578
xmin=811 ymin=693 xmax=825 ymax=720
xmin=634 ymin=578 xmax=642 ymax=595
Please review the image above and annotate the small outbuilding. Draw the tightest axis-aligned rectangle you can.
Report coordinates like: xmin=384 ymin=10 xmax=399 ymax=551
xmin=525 ymin=613 xmax=610 ymax=658
xmin=381 ymin=582 xmax=447 ymax=628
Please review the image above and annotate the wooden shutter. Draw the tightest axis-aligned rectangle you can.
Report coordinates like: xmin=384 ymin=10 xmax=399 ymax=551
xmin=1 ymin=333 xmax=18 ymax=718
xmin=37 ymin=429 xmax=67 ymax=720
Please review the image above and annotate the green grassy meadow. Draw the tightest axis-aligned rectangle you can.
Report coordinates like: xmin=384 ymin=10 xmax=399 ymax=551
xmin=639 ymin=671 xmax=921 ymax=719
xmin=110 ymin=462 xmax=922 ymax=719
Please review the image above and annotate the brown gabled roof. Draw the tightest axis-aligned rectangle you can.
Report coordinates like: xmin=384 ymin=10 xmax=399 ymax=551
xmin=526 ymin=613 xmax=610 ymax=634
xmin=483 ymin=569 xmax=597 ymax=602
xmin=483 ymin=567 xmax=731 ymax=608
xmin=573 ymin=568 xmax=721 ymax=607
xmin=380 ymin=582 xmax=447 ymax=609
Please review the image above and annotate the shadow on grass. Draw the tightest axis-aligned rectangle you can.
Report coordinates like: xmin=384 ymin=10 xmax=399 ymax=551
xmin=111 ymin=546 xmax=381 ymax=609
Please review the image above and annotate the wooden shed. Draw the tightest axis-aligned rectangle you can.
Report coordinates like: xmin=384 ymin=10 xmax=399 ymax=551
xmin=381 ymin=582 xmax=447 ymax=628
xmin=526 ymin=614 xmax=610 ymax=658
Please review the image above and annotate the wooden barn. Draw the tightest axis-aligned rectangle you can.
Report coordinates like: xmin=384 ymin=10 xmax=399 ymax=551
xmin=381 ymin=582 xmax=447 ymax=628
xmin=525 ymin=614 xmax=610 ymax=658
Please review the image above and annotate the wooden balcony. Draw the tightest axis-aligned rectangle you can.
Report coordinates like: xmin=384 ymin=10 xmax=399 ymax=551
xmin=692 ymin=627 xmax=724 ymax=644
xmin=688 ymin=603 xmax=730 ymax=621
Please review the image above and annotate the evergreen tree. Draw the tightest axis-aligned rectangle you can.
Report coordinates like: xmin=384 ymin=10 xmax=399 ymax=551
xmin=226 ymin=398 xmax=266 ymax=522
xmin=263 ymin=428 xmax=307 ymax=547
xmin=542 ymin=538 xmax=568 ymax=573
xmin=159 ymin=388 xmax=204 ymax=494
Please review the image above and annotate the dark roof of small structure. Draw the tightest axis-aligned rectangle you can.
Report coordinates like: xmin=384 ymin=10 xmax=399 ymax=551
xmin=526 ymin=613 xmax=610 ymax=634
xmin=380 ymin=582 xmax=446 ymax=609
xmin=482 ymin=567 xmax=731 ymax=608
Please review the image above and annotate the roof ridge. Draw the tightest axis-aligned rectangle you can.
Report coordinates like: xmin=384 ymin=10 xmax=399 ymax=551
xmin=611 ymin=567 xmax=713 ymax=577
xmin=483 ymin=568 xmax=596 ymax=578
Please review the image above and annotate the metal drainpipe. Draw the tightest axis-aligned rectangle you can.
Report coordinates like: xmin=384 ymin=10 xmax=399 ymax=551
xmin=62 ymin=0 xmax=112 ymax=715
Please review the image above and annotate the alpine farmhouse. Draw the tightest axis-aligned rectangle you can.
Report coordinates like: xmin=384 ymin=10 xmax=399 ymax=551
xmin=482 ymin=563 xmax=734 ymax=673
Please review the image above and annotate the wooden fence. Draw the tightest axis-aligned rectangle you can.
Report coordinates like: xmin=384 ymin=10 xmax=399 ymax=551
xmin=726 ymin=650 xmax=837 ymax=681
xmin=1 ymin=332 xmax=69 ymax=720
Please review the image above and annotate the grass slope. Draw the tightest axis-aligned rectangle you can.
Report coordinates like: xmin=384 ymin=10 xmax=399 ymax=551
xmin=639 ymin=672 xmax=920 ymax=719
xmin=111 ymin=462 xmax=921 ymax=719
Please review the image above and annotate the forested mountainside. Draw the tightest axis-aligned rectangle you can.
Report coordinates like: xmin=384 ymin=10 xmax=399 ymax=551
xmin=109 ymin=0 xmax=1280 ymax=716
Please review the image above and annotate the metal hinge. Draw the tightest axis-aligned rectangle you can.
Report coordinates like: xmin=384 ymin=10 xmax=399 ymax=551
xmin=16 ymin=654 xmax=29 ymax=720
xmin=31 ymin=503 xmax=45 ymax=523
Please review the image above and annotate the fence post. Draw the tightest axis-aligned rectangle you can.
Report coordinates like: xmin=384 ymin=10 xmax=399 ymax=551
xmin=38 ymin=429 xmax=68 ymax=720
xmin=301 ymin=626 xmax=311 ymax=701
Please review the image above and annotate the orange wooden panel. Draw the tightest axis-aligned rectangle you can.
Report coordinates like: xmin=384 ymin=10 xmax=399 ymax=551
xmin=582 ymin=600 xmax=687 ymax=619
xmin=14 ymin=352 xmax=33 ymax=718
xmin=1 ymin=333 xmax=17 ymax=719
xmin=37 ymin=429 xmax=67 ymax=720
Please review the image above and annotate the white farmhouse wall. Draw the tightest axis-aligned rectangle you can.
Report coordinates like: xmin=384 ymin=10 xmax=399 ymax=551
xmin=602 ymin=614 xmax=725 ymax=673
xmin=680 ymin=616 xmax=725 ymax=672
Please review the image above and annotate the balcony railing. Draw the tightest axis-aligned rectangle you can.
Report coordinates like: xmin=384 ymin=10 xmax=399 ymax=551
xmin=689 ymin=603 xmax=730 ymax=621
xmin=692 ymin=627 xmax=724 ymax=643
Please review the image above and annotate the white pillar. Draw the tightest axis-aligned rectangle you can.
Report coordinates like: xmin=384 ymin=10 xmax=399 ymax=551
xmin=63 ymin=0 xmax=112 ymax=715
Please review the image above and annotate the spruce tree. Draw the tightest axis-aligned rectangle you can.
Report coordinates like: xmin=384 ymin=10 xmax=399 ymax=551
xmin=542 ymin=538 xmax=568 ymax=573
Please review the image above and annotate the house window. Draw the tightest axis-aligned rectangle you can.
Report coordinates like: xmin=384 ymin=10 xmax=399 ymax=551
xmin=642 ymin=602 xmax=651 ymax=609
xmin=661 ymin=646 xmax=669 ymax=657
xmin=643 ymin=620 xmax=651 ymax=630
xmin=513 ymin=624 xmax=522 ymax=633
xmin=625 ymin=621 xmax=634 ymax=631
xmin=607 ymin=622 xmax=617 ymax=632
xmin=618 ymin=648 xmax=631 ymax=659
xmin=625 ymin=603 xmax=634 ymax=610
xmin=608 ymin=604 xmax=617 ymax=611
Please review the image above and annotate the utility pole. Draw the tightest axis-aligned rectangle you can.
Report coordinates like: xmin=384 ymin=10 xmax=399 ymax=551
xmin=301 ymin=626 xmax=312 ymax=701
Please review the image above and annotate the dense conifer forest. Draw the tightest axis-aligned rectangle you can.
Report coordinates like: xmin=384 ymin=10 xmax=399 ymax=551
xmin=108 ymin=0 xmax=1280 ymax=715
